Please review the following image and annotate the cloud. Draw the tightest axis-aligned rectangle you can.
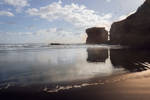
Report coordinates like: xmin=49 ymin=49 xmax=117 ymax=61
xmin=35 ymin=27 xmax=85 ymax=43
xmin=0 ymin=10 xmax=14 ymax=16
xmin=0 ymin=27 xmax=85 ymax=43
xmin=3 ymin=0 xmax=29 ymax=12
xmin=118 ymin=10 xmax=136 ymax=21
xmin=118 ymin=15 xmax=127 ymax=21
xmin=4 ymin=0 xmax=29 ymax=7
xmin=105 ymin=0 xmax=111 ymax=2
xmin=26 ymin=1 xmax=112 ymax=30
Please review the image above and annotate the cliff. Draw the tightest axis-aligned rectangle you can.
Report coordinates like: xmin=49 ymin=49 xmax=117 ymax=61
xmin=86 ymin=27 xmax=108 ymax=44
xmin=110 ymin=0 xmax=150 ymax=47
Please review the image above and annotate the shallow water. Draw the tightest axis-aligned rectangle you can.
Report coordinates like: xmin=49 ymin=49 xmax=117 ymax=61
xmin=0 ymin=44 xmax=149 ymax=92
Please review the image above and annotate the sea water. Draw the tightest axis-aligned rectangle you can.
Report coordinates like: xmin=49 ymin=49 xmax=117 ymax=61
xmin=0 ymin=44 xmax=149 ymax=92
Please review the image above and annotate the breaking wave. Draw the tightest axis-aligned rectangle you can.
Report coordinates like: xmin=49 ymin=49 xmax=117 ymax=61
xmin=0 ymin=43 xmax=122 ymax=51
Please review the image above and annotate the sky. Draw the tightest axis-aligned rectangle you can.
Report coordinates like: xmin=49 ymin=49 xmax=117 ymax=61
xmin=0 ymin=0 xmax=145 ymax=43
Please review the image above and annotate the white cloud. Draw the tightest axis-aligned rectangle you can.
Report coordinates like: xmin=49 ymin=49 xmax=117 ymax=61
xmin=4 ymin=0 xmax=29 ymax=7
xmin=35 ymin=27 xmax=85 ymax=43
xmin=26 ymin=1 xmax=112 ymax=30
xmin=105 ymin=0 xmax=111 ymax=2
xmin=118 ymin=15 xmax=127 ymax=21
xmin=3 ymin=0 xmax=29 ymax=12
xmin=118 ymin=10 xmax=136 ymax=21
xmin=0 ymin=27 xmax=85 ymax=43
xmin=0 ymin=10 xmax=14 ymax=16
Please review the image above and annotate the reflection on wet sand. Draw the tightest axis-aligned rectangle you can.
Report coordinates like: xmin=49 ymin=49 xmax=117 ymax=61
xmin=87 ymin=48 xmax=108 ymax=62
xmin=1 ymin=47 xmax=150 ymax=98
xmin=110 ymin=49 xmax=150 ymax=72
xmin=87 ymin=48 xmax=150 ymax=72
xmin=0 ymin=48 xmax=118 ymax=87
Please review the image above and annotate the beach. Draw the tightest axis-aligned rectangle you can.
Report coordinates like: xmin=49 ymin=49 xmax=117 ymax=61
xmin=1 ymin=70 xmax=150 ymax=100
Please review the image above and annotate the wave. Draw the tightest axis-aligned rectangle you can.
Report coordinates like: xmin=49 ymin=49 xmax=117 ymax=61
xmin=0 ymin=43 xmax=122 ymax=51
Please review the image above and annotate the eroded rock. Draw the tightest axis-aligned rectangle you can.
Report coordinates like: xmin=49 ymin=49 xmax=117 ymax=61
xmin=86 ymin=27 xmax=108 ymax=44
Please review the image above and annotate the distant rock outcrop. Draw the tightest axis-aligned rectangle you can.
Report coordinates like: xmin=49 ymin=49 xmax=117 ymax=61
xmin=110 ymin=0 xmax=150 ymax=47
xmin=86 ymin=27 xmax=108 ymax=44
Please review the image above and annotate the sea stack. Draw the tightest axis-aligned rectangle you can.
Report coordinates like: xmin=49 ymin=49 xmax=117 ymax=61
xmin=110 ymin=0 xmax=150 ymax=47
xmin=86 ymin=27 xmax=108 ymax=44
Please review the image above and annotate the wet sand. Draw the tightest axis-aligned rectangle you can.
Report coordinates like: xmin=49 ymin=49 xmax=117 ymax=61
xmin=0 ymin=45 xmax=150 ymax=100
xmin=1 ymin=70 xmax=150 ymax=100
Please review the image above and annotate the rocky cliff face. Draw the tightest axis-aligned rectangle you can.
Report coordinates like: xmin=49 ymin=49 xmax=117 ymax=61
xmin=86 ymin=27 xmax=108 ymax=44
xmin=110 ymin=0 xmax=150 ymax=47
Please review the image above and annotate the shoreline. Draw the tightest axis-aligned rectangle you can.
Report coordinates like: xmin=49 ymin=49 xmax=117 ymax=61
xmin=1 ymin=70 xmax=150 ymax=100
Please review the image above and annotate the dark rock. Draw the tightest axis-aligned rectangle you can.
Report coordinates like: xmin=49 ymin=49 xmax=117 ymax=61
xmin=110 ymin=0 xmax=150 ymax=47
xmin=49 ymin=43 xmax=62 ymax=45
xmin=86 ymin=27 xmax=108 ymax=44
